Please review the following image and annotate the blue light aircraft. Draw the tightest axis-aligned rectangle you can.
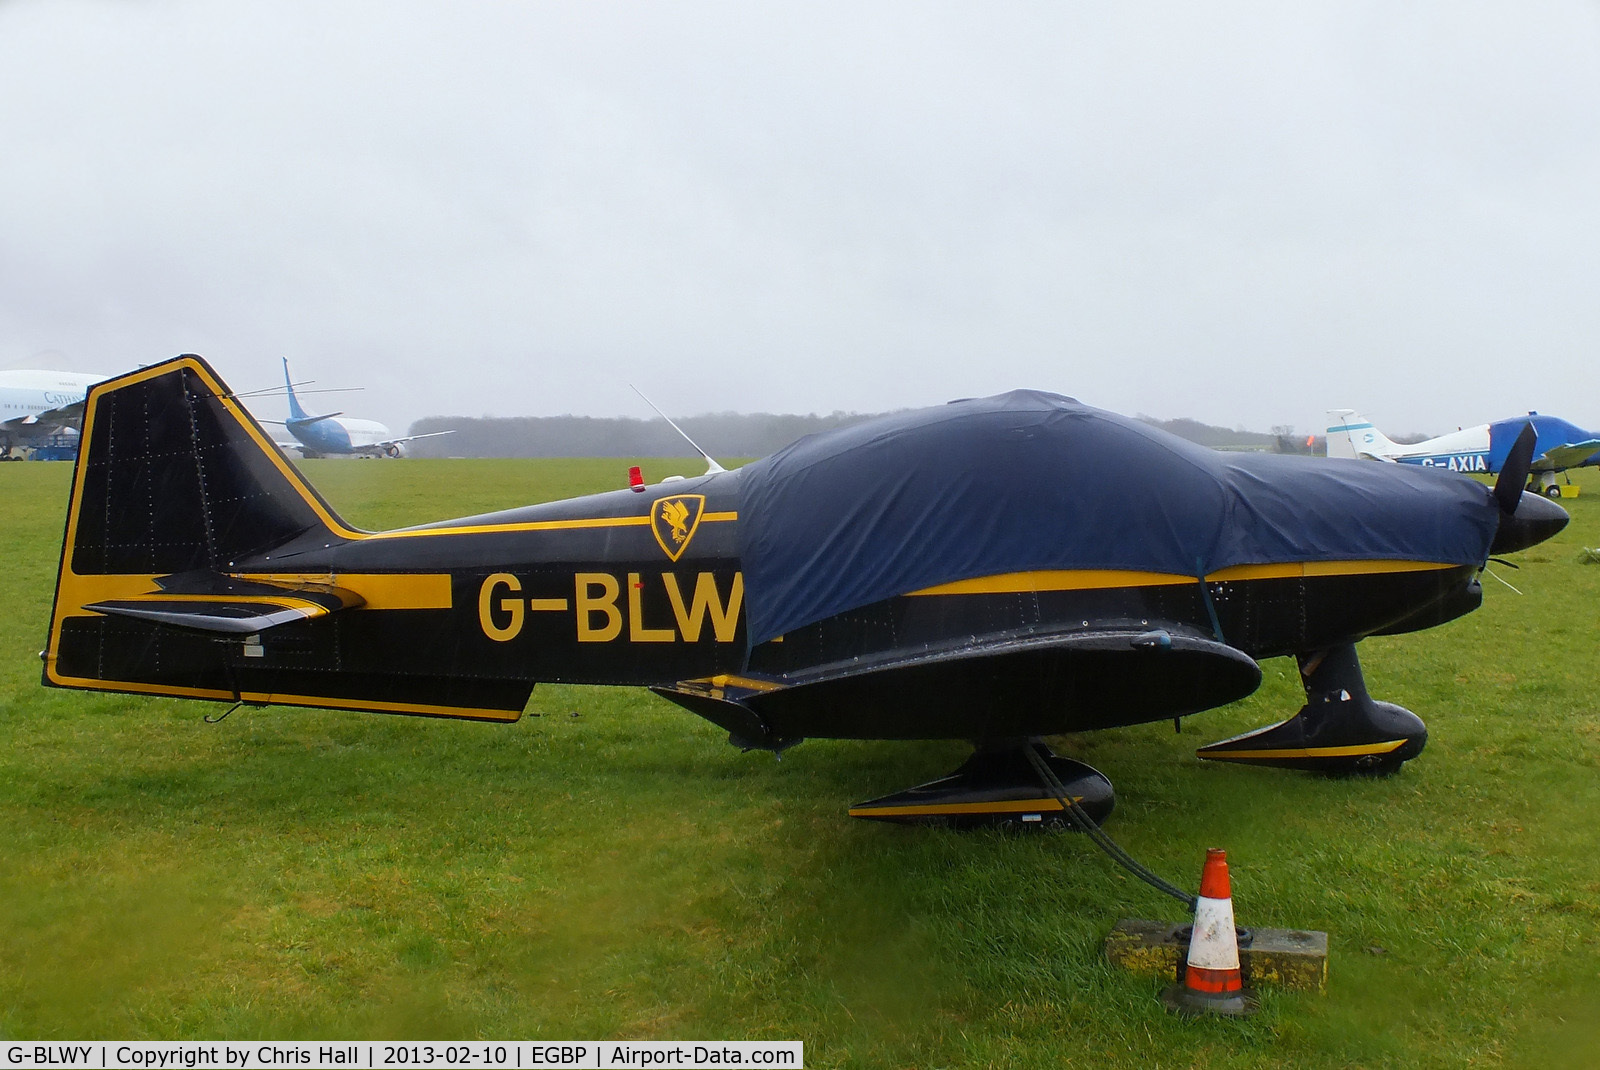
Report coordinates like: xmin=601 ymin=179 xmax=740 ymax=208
xmin=273 ymin=358 xmax=453 ymax=458
xmin=1327 ymin=409 xmax=1600 ymax=498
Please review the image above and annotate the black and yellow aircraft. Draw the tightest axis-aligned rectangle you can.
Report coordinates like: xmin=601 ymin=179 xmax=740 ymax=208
xmin=42 ymin=356 xmax=1567 ymax=826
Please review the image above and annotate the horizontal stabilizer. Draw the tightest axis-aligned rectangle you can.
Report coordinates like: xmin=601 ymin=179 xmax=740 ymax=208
xmin=84 ymin=571 xmax=364 ymax=635
xmin=85 ymin=571 xmax=364 ymax=635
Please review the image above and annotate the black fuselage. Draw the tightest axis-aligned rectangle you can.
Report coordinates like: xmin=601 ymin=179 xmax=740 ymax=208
xmin=71 ymin=470 xmax=1482 ymax=740
xmin=45 ymin=357 xmax=1526 ymax=746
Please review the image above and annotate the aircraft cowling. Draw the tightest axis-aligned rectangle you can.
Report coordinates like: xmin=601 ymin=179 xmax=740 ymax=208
xmin=384 ymin=442 xmax=406 ymax=458
xmin=738 ymin=391 xmax=1505 ymax=648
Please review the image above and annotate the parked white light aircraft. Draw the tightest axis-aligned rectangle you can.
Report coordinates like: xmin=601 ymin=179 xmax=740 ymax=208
xmin=0 ymin=369 xmax=106 ymax=459
xmin=273 ymin=358 xmax=453 ymax=458
xmin=1327 ymin=409 xmax=1600 ymax=498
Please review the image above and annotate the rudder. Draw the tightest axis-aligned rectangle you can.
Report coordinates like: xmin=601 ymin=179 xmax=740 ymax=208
xmin=1325 ymin=409 xmax=1398 ymax=461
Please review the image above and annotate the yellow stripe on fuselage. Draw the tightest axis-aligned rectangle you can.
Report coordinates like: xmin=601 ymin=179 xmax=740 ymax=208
xmin=907 ymin=561 xmax=1455 ymax=597
xmin=364 ymin=511 xmax=738 ymax=541
xmin=1209 ymin=560 xmax=1456 ymax=580
xmin=234 ymin=573 xmax=453 ymax=610
xmin=910 ymin=570 xmax=1190 ymax=596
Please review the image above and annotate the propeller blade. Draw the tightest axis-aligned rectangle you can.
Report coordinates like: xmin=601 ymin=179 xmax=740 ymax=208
xmin=1494 ymin=422 xmax=1538 ymax=514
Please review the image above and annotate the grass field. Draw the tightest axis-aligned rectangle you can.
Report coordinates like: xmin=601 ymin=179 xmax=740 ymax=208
xmin=2 ymin=457 xmax=1597 ymax=1067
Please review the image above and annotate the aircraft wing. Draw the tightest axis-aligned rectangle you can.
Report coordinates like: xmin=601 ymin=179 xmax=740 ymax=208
xmin=353 ymin=430 xmax=456 ymax=456
xmin=3 ymin=402 xmax=84 ymax=433
xmin=1535 ymin=439 xmax=1600 ymax=471
xmin=655 ymin=625 xmax=1262 ymax=748
xmin=383 ymin=430 xmax=455 ymax=447
xmin=31 ymin=400 xmax=86 ymax=428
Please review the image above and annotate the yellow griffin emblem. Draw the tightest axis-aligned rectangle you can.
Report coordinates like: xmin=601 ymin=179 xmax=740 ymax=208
xmin=650 ymin=494 xmax=707 ymax=561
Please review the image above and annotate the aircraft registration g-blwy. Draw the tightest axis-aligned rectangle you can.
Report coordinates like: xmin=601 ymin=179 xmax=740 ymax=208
xmin=43 ymin=356 xmax=1569 ymax=826
xmin=1 ymin=368 xmax=106 ymax=459
xmin=1327 ymin=408 xmax=1600 ymax=499
xmin=273 ymin=357 xmax=454 ymax=458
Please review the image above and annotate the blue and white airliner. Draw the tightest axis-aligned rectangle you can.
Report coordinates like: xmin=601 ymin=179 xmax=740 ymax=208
xmin=273 ymin=358 xmax=453 ymax=458
xmin=1327 ymin=409 xmax=1600 ymax=498
xmin=0 ymin=368 xmax=107 ymax=459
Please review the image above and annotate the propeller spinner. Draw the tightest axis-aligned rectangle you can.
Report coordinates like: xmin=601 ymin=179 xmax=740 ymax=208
xmin=1489 ymin=422 xmax=1569 ymax=554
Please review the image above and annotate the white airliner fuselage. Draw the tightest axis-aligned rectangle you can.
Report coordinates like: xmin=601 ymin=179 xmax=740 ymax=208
xmin=0 ymin=369 xmax=106 ymax=458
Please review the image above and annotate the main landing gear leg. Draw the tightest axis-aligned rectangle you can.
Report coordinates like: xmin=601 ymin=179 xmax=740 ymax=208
xmin=1195 ymin=643 xmax=1427 ymax=775
xmin=848 ymin=738 xmax=1116 ymax=828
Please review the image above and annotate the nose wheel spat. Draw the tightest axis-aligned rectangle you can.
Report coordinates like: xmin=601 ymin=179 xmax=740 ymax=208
xmin=1197 ymin=643 xmax=1425 ymax=775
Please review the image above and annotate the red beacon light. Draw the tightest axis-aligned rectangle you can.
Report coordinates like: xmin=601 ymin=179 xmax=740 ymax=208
xmin=628 ymin=465 xmax=646 ymax=492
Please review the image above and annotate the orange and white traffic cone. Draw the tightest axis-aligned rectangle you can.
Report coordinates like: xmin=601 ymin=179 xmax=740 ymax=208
xmin=1161 ymin=848 xmax=1258 ymax=1017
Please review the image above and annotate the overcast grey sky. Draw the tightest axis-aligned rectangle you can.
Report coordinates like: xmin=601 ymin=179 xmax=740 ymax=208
xmin=4 ymin=1 xmax=1599 ymax=437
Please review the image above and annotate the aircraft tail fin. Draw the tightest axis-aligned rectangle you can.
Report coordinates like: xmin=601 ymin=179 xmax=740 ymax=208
xmin=59 ymin=355 xmax=354 ymax=577
xmin=1325 ymin=410 xmax=1400 ymax=460
xmin=282 ymin=356 xmax=310 ymax=421
xmin=42 ymin=354 xmax=531 ymax=720
xmin=43 ymin=358 xmax=373 ymax=696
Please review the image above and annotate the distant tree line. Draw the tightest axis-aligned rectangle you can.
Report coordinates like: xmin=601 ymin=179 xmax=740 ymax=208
xmin=407 ymin=410 xmax=1319 ymax=459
